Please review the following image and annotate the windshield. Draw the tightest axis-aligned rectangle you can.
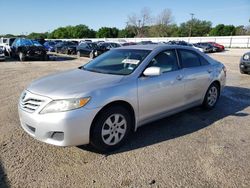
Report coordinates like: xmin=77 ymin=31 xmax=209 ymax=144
xmin=83 ymin=49 xmax=151 ymax=75
xmin=88 ymin=43 xmax=97 ymax=49
xmin=32 ymin=40 xmax=42 ymax=46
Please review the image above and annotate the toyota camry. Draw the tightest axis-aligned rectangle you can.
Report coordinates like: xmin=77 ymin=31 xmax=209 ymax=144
xmin=18 ymin=45 xmax=226 ymax=152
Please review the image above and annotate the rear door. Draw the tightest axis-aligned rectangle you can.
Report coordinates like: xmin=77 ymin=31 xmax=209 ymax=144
xmin=177 ymin=49 xmax=213 ymax=104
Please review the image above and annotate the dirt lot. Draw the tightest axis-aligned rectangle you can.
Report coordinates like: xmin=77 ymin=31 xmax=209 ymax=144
xmin=0 ymin=49 xmax=250 ymax=188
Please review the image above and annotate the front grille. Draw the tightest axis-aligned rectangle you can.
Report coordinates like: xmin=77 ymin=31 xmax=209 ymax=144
xmin=20 ymin=91 xmax=46 ymax=113
xmin=20 ymin=98 xmax=44 ymax=113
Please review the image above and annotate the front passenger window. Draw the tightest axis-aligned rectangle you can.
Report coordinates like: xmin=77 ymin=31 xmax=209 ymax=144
xmin=148 ymin=50 xmax=179 ymax=73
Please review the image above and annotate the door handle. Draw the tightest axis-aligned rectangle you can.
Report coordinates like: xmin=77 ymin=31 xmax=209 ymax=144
xmin=176 ymin=75 xmax=183 ymax=80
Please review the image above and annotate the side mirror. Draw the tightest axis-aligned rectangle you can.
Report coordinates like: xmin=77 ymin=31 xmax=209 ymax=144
xmin=143 ymin=67 xmax=161 ymax=77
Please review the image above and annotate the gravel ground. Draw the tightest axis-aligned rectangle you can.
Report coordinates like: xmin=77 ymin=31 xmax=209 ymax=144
xmin=0 ymin=49 xmax=250 ymax=188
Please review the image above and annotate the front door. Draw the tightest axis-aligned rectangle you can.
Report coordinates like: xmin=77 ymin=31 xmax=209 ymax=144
xmin=137 ymin=49 xmax=185 ymax=123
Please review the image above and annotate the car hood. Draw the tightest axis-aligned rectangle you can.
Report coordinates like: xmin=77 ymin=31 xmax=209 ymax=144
xmin=27 ymin=69 xmax=124 ymax=99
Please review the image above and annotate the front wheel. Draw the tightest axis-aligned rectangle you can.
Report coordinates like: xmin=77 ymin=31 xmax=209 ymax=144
xmin=90 ymin=106 xmax=132 ymax=152
xmin=202 ymin=83 xmax=220 ymax=109
xmin=240 ymin=69 xmax=248 ymax=74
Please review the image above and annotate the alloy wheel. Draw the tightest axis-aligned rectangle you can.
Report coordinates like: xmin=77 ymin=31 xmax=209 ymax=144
xmin=101 ymin=114 xmax=127 ymax=146
xmin=207 ymin=86 xmax=218 ymax=106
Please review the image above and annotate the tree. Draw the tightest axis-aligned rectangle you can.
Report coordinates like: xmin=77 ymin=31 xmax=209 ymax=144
xmin=178 ymin=19 xmax=212 ymax=37
xmin=48 ymin=25 xmax=96 ymax=39
xmin=127 ymin=7 xmax=152 ymax=37
xmin=96 ymin=27 xmax=119 ymax=38
xmin=118 ymin=28 xmax=136 ymax=38
xmin=27 ymin=32 xmax=48 ymax=39
xmin=148 ymin=9 xmax=174 ymax=37
xmin=209 ymin=24 xmax=236 ymax=36
xmin=235 ymin=25 xmax=247 ymax=35
xmin=71 ymin=25 xmax=96 ymax=38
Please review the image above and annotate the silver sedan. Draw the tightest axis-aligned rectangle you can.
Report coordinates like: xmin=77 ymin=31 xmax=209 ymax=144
xmin=18 ymin=45 xmax=226 ymax=152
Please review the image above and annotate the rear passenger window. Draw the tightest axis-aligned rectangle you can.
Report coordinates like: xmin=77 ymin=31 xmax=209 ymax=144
xmin=199 ymin=56 xmax=210 ymax=66
xmin=179 ymin=50 xmax=201 ymax=68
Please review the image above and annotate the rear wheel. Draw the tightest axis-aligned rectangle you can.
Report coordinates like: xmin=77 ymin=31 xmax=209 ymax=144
xmin=202 ymin=83 xmax=220 ymax=109
xmin=90 ymin=106 xmax=132 ymax=152
xmin=77 ymin=51 xmax=81 ymax=58
xmin=89 ymin=51 xmax=94 ymax=59
xmin=19 ymin=52 xmax=25 ymax=61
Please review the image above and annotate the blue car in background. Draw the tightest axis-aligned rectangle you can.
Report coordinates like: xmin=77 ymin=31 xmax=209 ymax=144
xmin=43 ymin=41 xmax=56 ymax=52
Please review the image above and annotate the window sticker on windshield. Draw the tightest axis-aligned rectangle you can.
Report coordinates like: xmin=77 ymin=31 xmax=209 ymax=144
xmin=122 ymin=59 xmax=140 ymax=65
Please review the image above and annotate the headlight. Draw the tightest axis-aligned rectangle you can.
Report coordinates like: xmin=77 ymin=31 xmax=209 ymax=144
xmin=243 ymin=54 xmax=249 ymax=60
xmin=40 ymin=97 xmax=90 ymax=114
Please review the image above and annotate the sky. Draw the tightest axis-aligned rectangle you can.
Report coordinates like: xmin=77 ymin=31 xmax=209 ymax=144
xmin=0 ymin=0 xmax=250 ymax=35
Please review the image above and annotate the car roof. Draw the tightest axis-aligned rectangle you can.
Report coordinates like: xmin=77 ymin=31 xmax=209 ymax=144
xmin=118 ymin=44 xmax=161 ymax=50
xmin=118 ymin=44 xmax=194 ymax=51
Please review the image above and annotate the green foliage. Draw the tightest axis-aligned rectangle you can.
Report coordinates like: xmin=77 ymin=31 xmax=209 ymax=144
xmin=48 ymin=25 xmax=96 ymax=39
xmin=178 ymin=19 xmax=212 ymax=37
xmin=96 ymin=27 xmax=119 ymax=38
xmin=148 ymin=24 xmax=179 ymax=37
xmin=27 ymin=32 xmax=48 ymax=39
xmin=118 ymin=28 xmax=136 ymax=38
xmin=209 ymin=24 xmax=236 ymax=36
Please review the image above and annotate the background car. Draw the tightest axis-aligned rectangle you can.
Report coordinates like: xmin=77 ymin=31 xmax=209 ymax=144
xmin=92 ymin=42 xmax=122 ymax=58
xmin=240 ymin=52 xmax=250 ymax=74
xmin=76 ymin=42 xmax=97 ymax=58
xmin=137 ymin=41 xmax=156 ymax=45
xmin=208 ymin=42 xmax=225 ymax=51
xmin=11 ymin=38 xmax=48 ymax=61
xmin=55 ymin=41 xmax=77 ymax=55
xmin=0 ymin=37 xmax=16 ymax=56
xmin=166 ymin=40 xmax=204 ymax=52
xmin=196 ymin=42 xmax=219 ymax=52
xmin=0 ymin=46 xmax=5 ymax=61
xmin=122 ymin=42 xmax=137 ymax=46
xmin=43 ymin=41 xmax=56 ymax=52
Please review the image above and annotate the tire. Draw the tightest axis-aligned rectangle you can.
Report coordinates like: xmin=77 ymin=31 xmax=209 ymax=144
xmin=89 ymin=51 xmax=94 ymax=59
xmin=240 ymin=69 xmax=248 ymax=74
xmin=77 ymin=51 xmax=81 ymax=58
xmin=43 ymin=55 xmax=49 ymax=61
xmin=90 ymin=106 xmax=132 ymax=152
xmin=19 ymin=52 xmax=25 ymax=61
xmin=202 ymin=83 xmax=220 ymax=109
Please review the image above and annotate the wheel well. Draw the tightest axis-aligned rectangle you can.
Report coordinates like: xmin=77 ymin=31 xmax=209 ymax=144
xmin=212 ymin=80 xmax=221 ymax=94
xmin=90 ymin=100 xmax=136 ymax=138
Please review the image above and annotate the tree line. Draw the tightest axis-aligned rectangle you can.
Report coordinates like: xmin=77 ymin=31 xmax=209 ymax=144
xmin=1 ymin=8 xmax=250 ymax=39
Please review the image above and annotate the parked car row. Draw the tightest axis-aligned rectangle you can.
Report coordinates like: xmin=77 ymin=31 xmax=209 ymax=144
xmin=50 ymin=39 xmax=225 ymax=60
xmin=0 ymin=37 xmax=226 ymax=62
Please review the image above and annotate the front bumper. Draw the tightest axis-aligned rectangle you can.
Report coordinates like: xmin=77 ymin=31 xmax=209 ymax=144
xmin=240 ymin=61 xmax=250 ymax=72
xmin=18 ymin=93 xmax=101 ymax=146
xmin=0 ymin=55 xmax=5 ymax=60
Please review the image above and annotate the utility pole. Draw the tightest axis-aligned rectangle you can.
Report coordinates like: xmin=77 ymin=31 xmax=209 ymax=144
xmin=138 ymin=20 xmax=141 ymax=37
xmin=189 ymin=13 xmax=195 ymax=37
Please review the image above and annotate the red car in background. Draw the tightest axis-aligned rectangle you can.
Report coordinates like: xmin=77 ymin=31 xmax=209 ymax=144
xmin=208 ymin=42 xmax=225 ymax=51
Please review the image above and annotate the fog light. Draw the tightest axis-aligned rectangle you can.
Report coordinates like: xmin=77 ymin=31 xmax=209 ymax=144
xmin=51 ymin=132 xmax=64 ymax=141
